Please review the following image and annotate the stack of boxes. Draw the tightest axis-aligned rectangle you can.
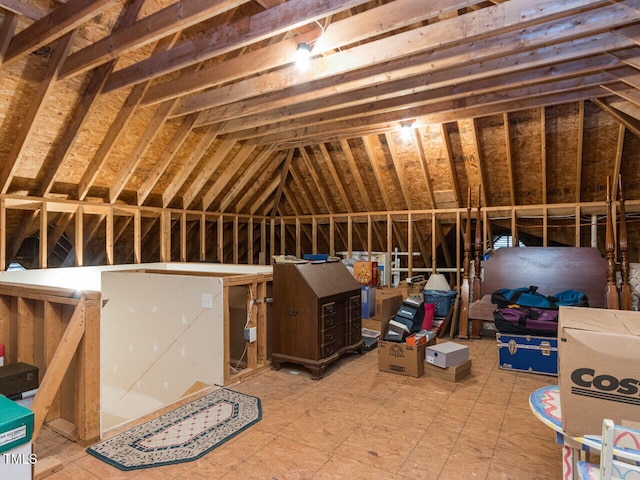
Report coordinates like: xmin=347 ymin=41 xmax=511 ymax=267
xmin=354 ymin=261 xmax=379 ymax=319
xmin=425 ymin=342 xmax=472 ymax=382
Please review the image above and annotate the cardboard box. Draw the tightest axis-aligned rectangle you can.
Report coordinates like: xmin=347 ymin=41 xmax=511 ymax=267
xmin=375 ymin=288 xmax=404 ymax=324
xmin=0 ymin=395 xmax=33 ymax=454
xmin=559 ymin=306 xmax=640 ymax=436
xmin=424 ymin=359 xmax=472 ymax=382
xmin=378 ymin=340 xmax=427 ymax=377
xmin=354 ymin=261 xmax=379 ymax=286
xmin=361 ymin=286 xmax=376 ymax=319
xmin=425 ymin=342 xmax=469 ymax=368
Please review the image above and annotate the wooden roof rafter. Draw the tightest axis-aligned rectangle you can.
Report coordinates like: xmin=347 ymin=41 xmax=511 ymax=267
xmin=2 ymin=0 xmax=114 ymax=67
xmin=269 ymin=148 xmax=294 ymax=218
xmin=140 ymin=0 xmax=481 ymax=106
xmin=181 ymin=136 xmax=237 ymax=209
xmin=0 ymin=31 xmax=75 ymax=195
xmin=234 ymin=151 xmax=286 ymax=214
xmin=103 ymin=0 xmax=373 ymax=93
xmin=175 ymin=0 xmax=625 ymax=121
xmin=219 ymin=144 xmax=276 ymax=213
xmin=60 ymin=0 xmax=250 ymax=80
xmin=317 ymin=143 xmax=353 ymax=213
xmin=201 ymin=138 xmax=261 ymax=211
xmin=76 ymin=31 xmax=182 ymax=201
xmin=160 ymin=122 xmax=224 ymax=208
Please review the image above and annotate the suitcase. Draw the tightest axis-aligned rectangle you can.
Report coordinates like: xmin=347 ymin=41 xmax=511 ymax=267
xmin=496 ymin=333 xmax=557 ymax=376
xmin=0 ymin=363 xmax=39 ymax=397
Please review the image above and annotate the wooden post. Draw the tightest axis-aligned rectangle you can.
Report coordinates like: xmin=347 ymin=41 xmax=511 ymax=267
xmin=473 ymin=186 xmax=482 ymax=303
xmin=605 ymin=176 xmax=619 ymax=309
xmin=458 ymin=187 xmax=472 ymax=339
xmin=31 ymin=297 xmax=87 ymax=440
xmin=618 ymin=175 xmax=632 ymax=310
xmin=75 ymin=294 xmax=101 ymax=444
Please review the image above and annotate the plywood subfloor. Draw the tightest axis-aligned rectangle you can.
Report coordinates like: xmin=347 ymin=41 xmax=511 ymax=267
xmin=34 ymin=327 xmax=561 ymax=479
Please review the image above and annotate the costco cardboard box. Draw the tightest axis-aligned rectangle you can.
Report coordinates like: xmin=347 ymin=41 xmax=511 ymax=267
xmin=559 ymin=306 xmax=640 ymax=436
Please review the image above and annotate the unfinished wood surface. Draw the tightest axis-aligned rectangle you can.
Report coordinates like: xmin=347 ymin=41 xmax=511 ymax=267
xmin=1 ymin=0 xmax=640 ymax=278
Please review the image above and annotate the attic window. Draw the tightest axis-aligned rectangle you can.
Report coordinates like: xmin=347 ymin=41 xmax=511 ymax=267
xmin=492 ymin=235 xmax=525 ymax=249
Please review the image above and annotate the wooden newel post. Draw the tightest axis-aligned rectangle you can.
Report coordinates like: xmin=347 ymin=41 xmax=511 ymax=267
xmin=618 ymin=175 xmax=632 ymax=310
xmin=458 ymin=187 xmax=472 ymax=339
xmin=605 ymin=176 xmax=619 ymax=309
xmin=473 ymin=185 xmax=482 ymax=303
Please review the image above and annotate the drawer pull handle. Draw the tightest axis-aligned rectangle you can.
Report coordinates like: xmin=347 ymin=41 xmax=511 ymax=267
xmin=289 ymin=308 xmax=299 ymax=316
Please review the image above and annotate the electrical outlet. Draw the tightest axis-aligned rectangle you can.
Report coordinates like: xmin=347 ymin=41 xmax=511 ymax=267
xmin=201 ymin=293 xmax=213 ymax=309
xmin=244 ymin=327 xmax=257 ymax=343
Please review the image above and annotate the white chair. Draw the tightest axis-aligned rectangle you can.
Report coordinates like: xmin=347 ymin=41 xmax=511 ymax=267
xmin=577 ymin=419 xmax=640 ymax=479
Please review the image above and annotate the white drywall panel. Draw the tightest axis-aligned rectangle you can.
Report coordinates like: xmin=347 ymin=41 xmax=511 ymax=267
xmin=100 ymin=271 xmax=225 ymax=431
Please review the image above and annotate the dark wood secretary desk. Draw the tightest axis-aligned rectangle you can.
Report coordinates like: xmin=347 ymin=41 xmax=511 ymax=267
xmin=272 ymin=261 xmax=365 ymax=379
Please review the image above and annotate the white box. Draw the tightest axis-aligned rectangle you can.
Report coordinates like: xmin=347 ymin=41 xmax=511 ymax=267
xmin=0 ymin=442 xmax=33 ymax=480
xmin=425 ymin=342 xmax=469 ymax=368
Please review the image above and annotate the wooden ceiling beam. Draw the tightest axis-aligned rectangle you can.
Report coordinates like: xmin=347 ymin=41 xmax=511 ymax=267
xmin=259 ymin=84 xmax=612 ymax=146
xmin=362 ymin=135 xmax=392 ymax=211
xmin=161 ymin=122 xmax=223 ymax=208
xmin=76 ymin=32 xmax=181 ymax=201
xmin=593 ymin=97 xmax=640 ymax=139
xmin=504 ymin=113 xmax=516 ymax=206
xmin=289 ymin=163 xmax=316 ymax=216
xmin=441 ymin=124 xmax=461 ymax=206
xmin=225 ymin=56 xmax=623 ymax=139
xmin=612 ymin=123 xmax=625 ymax=201
xmin=36 ymin=0 xmax=147 ymax=199
xmin=245 ymin=70 xmax=617 ymax=144
xmin=103 ymin=0 xmax=372 ymax=93
xmin=0 ymin=0 xmax=48 ymax=21
xmin=195 ymin=6 xmax=632 ymax=130
xmin=220 ymin=145 xmax=276 ymax=213
xmin=109 ymin=101 xmax=176 ymax=203
xmin=250 ymin=176 xmax=279 ymax=216
xmin=60 ymin=0 xmax=248 ymax=79
xmin=385 ymin=132 xmax=413 ymax=210
xmin=318 ymin=143 xmax=352 ymax=213
xmin=140 ymin=0 xmax=479 ymax=105
xmin=269 ymin=148 xmax=294 ymax=218
xmin=3 ymin=0 xmax=114 ymax=67
xmin=234 ymin=152 xmax=286 ymax=214
xmin=202 ymin=140 xmax=259 ymax=210
xmin=0 ymin=32 xmax=75 ymax=195
xmin=137 ymin=112 xmax=200 ymax=206
xmin=412 ymin=129 xmax=437 ymax=209
xmin=298 ymin=146 xmax=333 ymax=214
xmin=600 ymin=82 xmax=640 ymax=108
xmin=0 ymin=11 xmax=17 ymax=64
xmin=182 ymin=136 xmax=237 ymax=209
xmin=176 ymin=0 xmax=625 ymax=118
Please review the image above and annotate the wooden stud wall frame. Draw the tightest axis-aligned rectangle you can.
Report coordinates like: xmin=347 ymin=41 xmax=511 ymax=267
xmin=2 ymin=192 xmax=639 ymax=278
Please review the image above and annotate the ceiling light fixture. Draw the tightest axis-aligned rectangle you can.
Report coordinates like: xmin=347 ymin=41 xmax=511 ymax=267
xmin=295 ymin=42 xmax=312 ymax=69
xmin=399 ymin=121 xmax=414 ymax=140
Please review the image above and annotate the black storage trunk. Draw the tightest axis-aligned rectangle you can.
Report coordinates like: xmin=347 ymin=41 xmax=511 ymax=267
xmin=0 ymin=362 xmax=39 ymax=397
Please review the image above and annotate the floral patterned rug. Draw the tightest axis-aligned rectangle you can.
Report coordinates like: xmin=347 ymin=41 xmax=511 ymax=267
xmin=87 ymin=388 xmax=261 ymax=470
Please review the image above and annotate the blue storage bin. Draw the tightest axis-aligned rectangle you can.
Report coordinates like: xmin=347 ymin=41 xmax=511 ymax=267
xmin=422 ymin=289 xmax=457 ymax=317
